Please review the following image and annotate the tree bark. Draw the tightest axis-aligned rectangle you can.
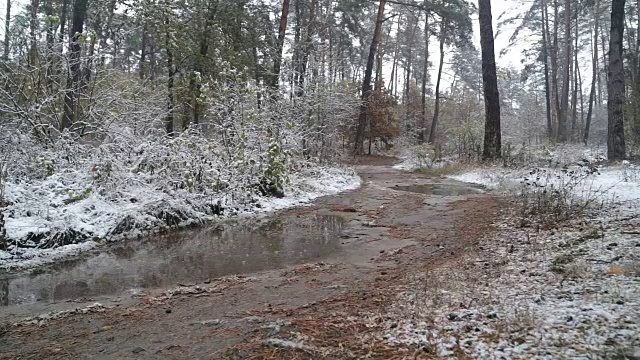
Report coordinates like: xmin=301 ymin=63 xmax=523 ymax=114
xmin=570 ymin=15 xmax=578 ymax=140
xmin=551 ymin=0 xmax=560 ymax=137
xmin=99 ymin=0 xmax=116 ymax=66
xmin=29 ymin=0 xmax=40 ymax=68
xmin=192 ymin=0 xmax=216 ymax=126
xmin=478 ymin=0 xmax=502 ymax=159
xmin=354 ymin=0 xmax=385 ymax=154
xmin=295 ymin=0 xmax=317 ymax=97
xmin=405 ymin=17 xmax=418 ymax=99
xmin=633 ymin=0 xmax=640 ymax=139
xmin=427 ymin=21 xmax=445 ymax=144
xmin=578 ymin=53 xmax=584 ymax=139
xmin=140 ymin=25 xmax=147 ymax=80
xmin=388 ymin=17 xmax=401 ymax=94
xmin=584 ymin=0 xmax=599 ymax=144
xmin=3 ymin=0 xmax=10 ymax=61
xmin=58 ymin=0 xmax=68 ymax=46
xmin=165 ymin=25 xmax=175 ymax=135
xmin=557 ymin=0 xmax=571 ymax=142
xmin=45 ymin=0 xmax=54 ymax=70
xmin=607 ymin=0 xmax=627 ymax=160
xmin=54 ymin=0 xmax=68 ymax=81
xmin=61 ymin=0 xmax=88 ymax=131
xmin=271 ymin=0 xmax=291 ymax=89
xmin=601 ymin=32 xmax=608 ymax=82
xmin=541 ymin=0 xmax=553 ymax=138
xmin=420 ymin=10 xmax=429 ymax=143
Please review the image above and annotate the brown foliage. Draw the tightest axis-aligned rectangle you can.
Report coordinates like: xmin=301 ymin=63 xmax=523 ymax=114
xmin=367 ymin=83 xmax=399 ymax=142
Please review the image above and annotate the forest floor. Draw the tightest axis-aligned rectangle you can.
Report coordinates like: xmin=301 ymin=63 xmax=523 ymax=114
xmin=1 ymin=155 xmax=638 ymax=359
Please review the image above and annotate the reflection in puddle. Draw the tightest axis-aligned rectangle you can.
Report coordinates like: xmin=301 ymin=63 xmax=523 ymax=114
xmin=0 ymin=215 xmax=344 ymax=306
xmin=391 ymin=184 xmax=484 ymax=196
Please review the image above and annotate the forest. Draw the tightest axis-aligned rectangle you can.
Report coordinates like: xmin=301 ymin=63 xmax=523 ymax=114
xmin=0 ymin=0 xmax=635 ymax=250
xmin=0 ymin=0 xmax=639 ymax=358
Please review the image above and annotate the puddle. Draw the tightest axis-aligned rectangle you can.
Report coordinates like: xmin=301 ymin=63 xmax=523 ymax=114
xmin=0 ymin=215 xmax=344 ymax=307
xmin=391 ymin=183 xmax=484 ymax=196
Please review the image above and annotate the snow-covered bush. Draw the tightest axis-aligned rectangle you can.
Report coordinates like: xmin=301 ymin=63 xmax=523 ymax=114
xmin=516 ymin=160 xmax=606 ymax=227
xmin=0 ymin=79 xmax=361 ymax=255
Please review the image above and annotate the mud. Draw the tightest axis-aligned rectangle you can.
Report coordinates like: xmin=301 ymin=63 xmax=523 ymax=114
xmin=391 ymin=183 xmax=486 ymax=196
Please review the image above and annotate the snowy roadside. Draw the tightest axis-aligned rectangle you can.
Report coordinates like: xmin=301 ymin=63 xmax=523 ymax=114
xmin=0 ymin=166 xmax=361 ymax=269
xmin=448 ymin=163 xmax=640 ymax=203
xmin=379 ymin=162 xmax=640 ymax=359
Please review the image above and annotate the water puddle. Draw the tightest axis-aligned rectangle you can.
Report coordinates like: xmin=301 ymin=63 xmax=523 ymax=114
xmin=0 ymin=215 xmax=344 ymax=307
xmin=391 ymin=183 xmax=484 ymax=196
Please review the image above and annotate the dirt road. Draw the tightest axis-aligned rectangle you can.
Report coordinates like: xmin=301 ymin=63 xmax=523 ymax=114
xmin=0 ymin=157 xmax=502 ymax=359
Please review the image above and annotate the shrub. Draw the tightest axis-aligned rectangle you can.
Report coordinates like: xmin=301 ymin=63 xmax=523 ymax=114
xmin=516 ymin=160 xmax=605 ymax=228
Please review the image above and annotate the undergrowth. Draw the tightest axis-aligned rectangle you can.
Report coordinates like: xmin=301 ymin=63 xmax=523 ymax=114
xmin=515 ymin=160 xmax=609 ymax=228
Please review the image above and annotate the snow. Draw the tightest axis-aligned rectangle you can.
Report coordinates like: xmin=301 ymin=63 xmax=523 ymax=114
xmin=449 ymin=164 xmax=640 ymax=203
xmin=0 ymin=166 xmax=360 ymax=269
xmin=392 ymin=144 xmax=442 ymax=171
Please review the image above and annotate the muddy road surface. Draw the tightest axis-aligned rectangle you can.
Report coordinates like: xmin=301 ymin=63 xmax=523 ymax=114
xmin=0 ymin=157 xmax=502 ymax=359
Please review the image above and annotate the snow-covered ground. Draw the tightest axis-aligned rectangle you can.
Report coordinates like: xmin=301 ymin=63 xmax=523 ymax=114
xmin=0 ymin=166 xmax=360 ymax=269
xmin=382 ymin=156 xmax=640 ymax=359
xmin=448 ymin=163 xmax=640 ymax=203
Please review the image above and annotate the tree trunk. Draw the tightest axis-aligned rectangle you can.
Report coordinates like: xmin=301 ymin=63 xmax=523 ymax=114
xmin=551 ymin=0 xmax=560 ymax=137
xmin=557 ymin=0 xmax=571 ymax=142
xmin=3 ymin=0 xmax=9 ymax=61
xmin=578 ymin=54 xmax=584 ymax=139
xmin=636 ymin=0 xmax=640 ymax=85
xmin=99 ymin=0 xmax=116 ymax=66
xmin=584 ymin=0 xmax=599 ymax=144
xmin=292 ymin=0 xmax=304 ymax=97
xmin=607 ymin=0 xmax=627 ymax=160
xmin=149 ymin=41 xmax=157 ymax=81
xmin=571 ymin=16 xmax=578 ymax=140
xmin=61 ymin=0 xmax=88 ymax=131
xmin=165 ymin=20 xmax=175 ymax=135
xmin=58 ymin=0 xmax=68 ymax=46
xmin=295 ymin=0 xmax=317 ymax=97
xmin=354 ymin=0 xmax=385 ymax=155
xmin=478 ymin=0 xmax=502 ymax=159
xmin=405 ymin=18 xmax=418 ymax=99
xmin=420 ymin=11 xmax=429 ymax=143
xmin=388 ymin=17 xmax=401 ymax=93
xmin=140 ymin=25 xmax=147 ymax=80
xmin=602 ymin=32 xmax=608 ymax=81
xmin=29 ymin=0 xmax=40 ymax=67
xmin=376 ymin=22 xmax=390 ymax=86
xmin=633 ymin=0 xmax=640 ymax=139
xmin=45 ymin=0 xmax=54 ymax=85
xmin=192 ymin=1 xmax=216 ymax=126
xmin=541 ymin=0 xmax=553 ymax=138
xmin=43 ymin=1 xmax=52 ymax=50
xmin=29 ymin=0 xmax=40 ymax=68
xmin=54 ymin=0 xmax=68 ymax=81
xmin=428 ymin=22 xmax=445 ymax=144
xmin=80 ymin=32 xmax=94 ymax=93
xmin=271 ymin=0 xmax=291 ymax=89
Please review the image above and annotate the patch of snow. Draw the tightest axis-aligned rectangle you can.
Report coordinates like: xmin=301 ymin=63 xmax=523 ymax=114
xmin=448 ymin=167 xmax=512 ymax=189
xmin=0 ymin=241 xmax=99 ymax=270
xmin=449 ymin=164 xmax=640 ymax=203
xmin=14 ymin=302 xmax=107 ymax=327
